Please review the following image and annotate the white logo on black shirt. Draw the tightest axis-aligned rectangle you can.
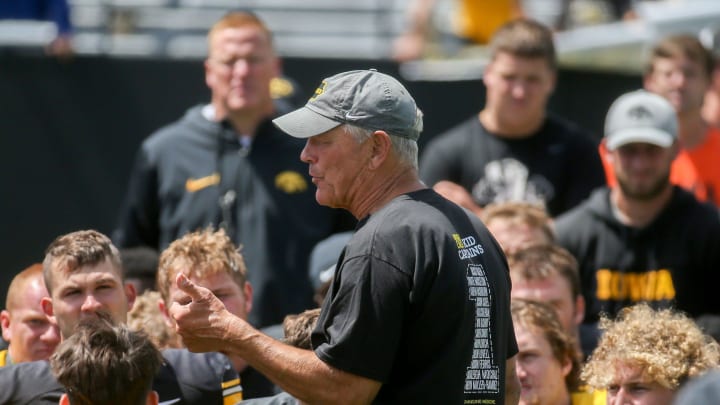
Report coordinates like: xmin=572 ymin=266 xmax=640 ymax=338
xmin=465 ymin=264 xmax=499 ymax=394
xmin=453 ymin=233 xmax=484 ymax=260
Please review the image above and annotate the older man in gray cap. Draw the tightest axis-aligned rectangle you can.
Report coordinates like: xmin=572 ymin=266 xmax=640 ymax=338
xmin=168 ymin=69 xmax=520 ymax=404
xmin=555 ymin=90 xmax=720 ymax=329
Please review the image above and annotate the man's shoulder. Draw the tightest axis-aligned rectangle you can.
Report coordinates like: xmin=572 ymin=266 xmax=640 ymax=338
xmin=542 ymin=114 xmax=596 ymax=144
xmin=144 ymin=105 xmax=214 ymax=148
xmin=0 ymin=360 xmax=63 ymax=404
xmin=158 ymin=349 xmax=240 ymax=403
xmin=0 ymin=359 xmax=57 ymax=381
xmin=425 ymin=116 xmax=482 ymax=147
xmin=161 ymin=348 xmax=237 ymax=381
xmin=669 ymin=186 xmax=720 ymax=224
xmin=362 ymin=189 xmax=485 ymax=245
xmin=554 ymin=189 xmax=607 ymax=231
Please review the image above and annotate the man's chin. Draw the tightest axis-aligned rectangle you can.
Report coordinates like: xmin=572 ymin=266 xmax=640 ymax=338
xmin=519 ymin=390 xmax=540 ymax=405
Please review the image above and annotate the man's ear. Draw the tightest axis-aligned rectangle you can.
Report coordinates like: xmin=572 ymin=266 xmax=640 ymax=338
xmin=669 ymin=141 xmax=680 ymax=160
xmin=124 ymin=282 xmax=137 ymax=313
xmin=157 ymin=299 xmax=175 ymax=328
xmin=643 ymin=72 xmax=654 ymax=91
xmin=560 ymin=354 xmax=573 ymax=378
xmin=368 ymin=131 xmax=392 ymax=169
xmin=41 ymin=296 xmax=54 ymax=317
xmin=573 ymin=295 xmax=586 ymax=326
xmin=601 ymin=139 xmax=614 ymax=164
xmin=146 ymin=390 xmax=159 ymax=405
xmin=1 ymin=310 xmax=11 ymax=342
xmin=243 ymin=282 xmax=254 ymax=315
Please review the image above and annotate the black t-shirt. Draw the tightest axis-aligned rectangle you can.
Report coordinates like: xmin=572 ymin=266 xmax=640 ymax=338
xmin=419 ymin=115 xmax=605 ymax=217
xmin=312 ymin=189 xmax=517 ymax=404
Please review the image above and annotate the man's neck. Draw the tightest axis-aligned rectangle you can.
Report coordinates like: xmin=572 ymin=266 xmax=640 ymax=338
xmin=554 ymin=390 xmax=572 ymax=405
xmin=478 ymin=108 xmax=545 ymax=138
xmin=350 ymin=166 xmax=425 ymax=220
xmin=678 ymin=111 xmax=708 ymax=150
xmin=610 ymin=185 xmax=674 ymax=228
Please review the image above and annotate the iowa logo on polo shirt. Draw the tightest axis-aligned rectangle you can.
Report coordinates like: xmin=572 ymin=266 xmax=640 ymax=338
xmin=275 ymin=171 xmax=307 ymax=193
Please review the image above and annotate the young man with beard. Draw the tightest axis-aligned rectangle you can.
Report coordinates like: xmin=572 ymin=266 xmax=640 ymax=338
xmin=555 ymin=90 xmax=720 ymax=327
xmin=601 ymin=35 xmax=720 ymax=205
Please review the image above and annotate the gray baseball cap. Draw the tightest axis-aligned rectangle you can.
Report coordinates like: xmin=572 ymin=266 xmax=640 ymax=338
xmin=604 ymin=90 xmax=678 ymax=151
xmin=272 ymin=69 xmax=423 ymax=140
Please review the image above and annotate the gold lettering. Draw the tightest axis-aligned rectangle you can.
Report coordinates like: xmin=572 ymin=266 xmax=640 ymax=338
xmin=626 ymin=272 xmax=643 ymax=301
xmin=596 ymin=269 xmax=612 ymax=300
xmin=655 ymin=269 xmax=676 ymax=300
xmin=610 ymin=271 xmax=626 ymax=301
xmin=185 ymin=173 xmax=220 ymax=192
xmin=595 ymin=269 xmax=677 ymax=301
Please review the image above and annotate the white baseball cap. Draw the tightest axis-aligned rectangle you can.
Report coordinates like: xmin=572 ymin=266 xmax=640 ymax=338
xmin=604 ymin=90 xmax=678 ymax=151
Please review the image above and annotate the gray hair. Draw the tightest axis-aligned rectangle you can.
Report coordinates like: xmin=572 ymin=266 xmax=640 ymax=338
xmin=343 ymin=124 xmax=419 ymax=170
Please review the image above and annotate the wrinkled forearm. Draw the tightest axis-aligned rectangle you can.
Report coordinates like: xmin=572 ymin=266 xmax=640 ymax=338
xmin=220 ymin=315 xmax=381 ymax=404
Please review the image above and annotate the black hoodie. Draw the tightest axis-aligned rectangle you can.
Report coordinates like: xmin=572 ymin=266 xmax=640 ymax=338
xmin=555 ymin=186 xmax=720 ymax=323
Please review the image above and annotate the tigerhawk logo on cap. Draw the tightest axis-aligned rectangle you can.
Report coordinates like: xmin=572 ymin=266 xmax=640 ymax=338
xmin=309 ymin=80 xmax=327 ymax=102
xmin=628 ymin=105 xmax=653 ymax=120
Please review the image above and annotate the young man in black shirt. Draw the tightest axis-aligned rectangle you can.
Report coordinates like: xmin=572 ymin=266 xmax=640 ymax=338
xmin=419 ymin=19 xmax=605 ymax=217
xmin=170 ymin=69 xmax=520 ymax=404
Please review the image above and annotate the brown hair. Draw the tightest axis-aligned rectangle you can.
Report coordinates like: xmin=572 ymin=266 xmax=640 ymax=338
xmin=42 ymin=230 xmax=122 ymax=295
xmin=50 ymin=313 xmax=162 ymax=405
xmin=646 ymin=34 xmax=714 ymax=79
xmin=489 ymin=18 xmax=557 ymax=71
xmin=512 ymin=299 xmax=581 ymax=390
xmin=283 ymin=308 xmax=321 ymax=350
xmin=507 ymin=243 xmax=581 ymax=299
xmin=157 ymin=228 xmax=248 ymax=304
xmin=481 ymin=201 xmax=555 ymax=242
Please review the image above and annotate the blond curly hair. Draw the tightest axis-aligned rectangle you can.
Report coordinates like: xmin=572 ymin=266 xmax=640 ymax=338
xmin=583 ymin=304 xmax=720 ymax=390
xmin=157 ymin=228 xmax=248 ymax=305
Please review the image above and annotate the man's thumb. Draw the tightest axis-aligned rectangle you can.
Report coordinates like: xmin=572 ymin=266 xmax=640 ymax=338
xmin=176 ymin=273 xmax=199 ymax=297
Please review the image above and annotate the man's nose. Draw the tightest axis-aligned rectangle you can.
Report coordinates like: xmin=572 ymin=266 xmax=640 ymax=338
xmin=80 ymin=294 xmax=103 ymax=312
xmin=300 ymin=141 xmax=314 ymax=164
xmin=232 ymin=59 xmax=251 ymax=76
xmin=515 ymin=360 xmax=527 ymax=378
xmin=511 ymin=83 xmax=527 ymax=98
xmin=609 ymin=389 xmax=630 ymax=405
